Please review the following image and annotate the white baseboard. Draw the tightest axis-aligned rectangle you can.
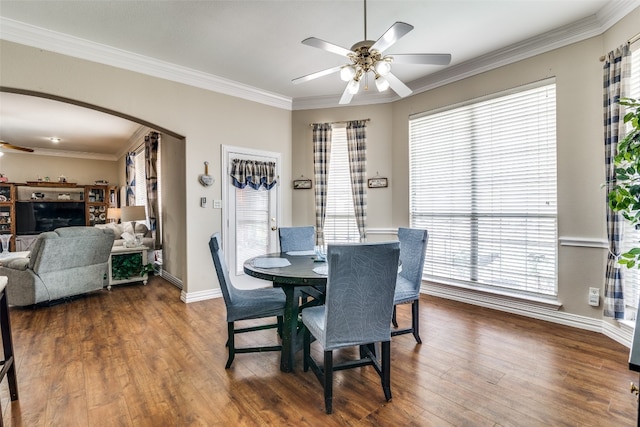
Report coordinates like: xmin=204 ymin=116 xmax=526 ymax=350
xmin=160 ymin=270 xmax=183 ymax=289
xmin=422 ymin=282 xmax=633 ymax=348
xmin=180 ymin=288 xmax=221 ymax=303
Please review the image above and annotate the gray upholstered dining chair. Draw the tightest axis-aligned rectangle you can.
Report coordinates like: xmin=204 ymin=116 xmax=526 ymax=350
xmin=391 ymin=227 xmax=429 ymax=343
xmin=302 ymin=241 xmax=400 ymax=414
xmin=208 ymin=233 xmax=285 ymax=369
xmin=278 ymin=226 xmax=315 ymax=252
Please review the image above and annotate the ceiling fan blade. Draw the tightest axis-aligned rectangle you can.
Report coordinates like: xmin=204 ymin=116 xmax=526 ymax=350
xmin=391 ymin=53 xmax=452 ymax=66
xmin=371 ymin=22 xmax=414 ymax=54
xmin=385 ymin=72 xmax=413 ymax=98
xmin=0 ymin=141 xmax=34 ymax=153
xmin=301 ymin=37 xmax=354 ymax=57
xmin=339 ymin=84 xmax=355 ymax=105
xmin=292 ymin=66 xmax=343 ymax=85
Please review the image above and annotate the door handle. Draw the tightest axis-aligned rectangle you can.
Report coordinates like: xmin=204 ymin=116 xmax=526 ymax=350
xmin=271 ymin=226 xmax=278 ymax=231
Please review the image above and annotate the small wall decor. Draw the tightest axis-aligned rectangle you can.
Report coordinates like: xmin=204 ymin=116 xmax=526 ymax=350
xmin=293 ymin=176 xmax=312 ymax=189
xmin=199 ymin=161 xmax=214 ymax=187
xmin=368 ymin=173 xmax=388 ymax=188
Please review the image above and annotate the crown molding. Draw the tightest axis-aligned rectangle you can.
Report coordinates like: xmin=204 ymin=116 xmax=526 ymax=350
xmin=0 ymin=17 xmax=293 ymax=111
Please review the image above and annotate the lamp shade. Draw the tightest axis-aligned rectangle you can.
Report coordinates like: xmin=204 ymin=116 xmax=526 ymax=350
xmin=121 ymin=205 xmax=146 ymax=222
xmin=106 ymin=207 xmax=121 ymax=221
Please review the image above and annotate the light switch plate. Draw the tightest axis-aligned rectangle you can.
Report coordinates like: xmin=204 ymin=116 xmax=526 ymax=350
xmin=588 ymin=287 xmax=600 ymax=307
xmin=200 ymin=197 xmax=207 ymax=208
xmin=213 ymin=199 xmax=222 ymax=209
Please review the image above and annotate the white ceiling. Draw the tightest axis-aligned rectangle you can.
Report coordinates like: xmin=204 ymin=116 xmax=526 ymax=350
xmin=0 ymin=0 xmax=638 ymax=156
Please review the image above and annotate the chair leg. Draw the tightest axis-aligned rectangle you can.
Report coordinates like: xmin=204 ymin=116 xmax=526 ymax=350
xmin=392 ymin=305 xmax=398 ymax=328
xmin=277 ymin=315 xmax=283 ymax=339
xmin=225 ymin=322 xmax=235 ymax=369
xmin=303 ymin=326 xmax=310 ymax=372
xmin=412 ymin=300 xmax=422 ymax=344
xmin=381 ymin=341 xmax=392 ymax=402
xmin=324 ymin=350 xmax=333 ymax=414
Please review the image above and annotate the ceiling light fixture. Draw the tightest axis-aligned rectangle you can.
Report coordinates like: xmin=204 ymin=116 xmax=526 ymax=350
xmin=49 ymin=137 xmax=61 ymax=143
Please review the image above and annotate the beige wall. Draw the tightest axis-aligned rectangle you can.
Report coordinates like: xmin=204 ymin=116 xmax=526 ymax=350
xmin=0 ymin=151 xmax=119 ymax=184
xmin=292 ymin=7 xmax=640 ymax=321
xmin=0 ymin=40 xmax=292 ymax=297
xmin=158 ymin=134 xmax=186 ymax=283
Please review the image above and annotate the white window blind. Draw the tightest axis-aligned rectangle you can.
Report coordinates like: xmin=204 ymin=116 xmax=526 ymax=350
xmin=323 ymin=127 xmax=360 ymax=243
xmin=621 ymin=46 xmax=640 ymax=317
xmin=134 ymin=150 xmax=148 ymax=221
xmin=235 ymin=186 xmax=269 ymax=274
xmin=409 ymin=81 xmax=558 ymax=296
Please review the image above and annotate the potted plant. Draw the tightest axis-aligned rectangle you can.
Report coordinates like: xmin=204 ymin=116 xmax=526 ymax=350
xmin=608 ymin=97 xmax=640 ymax=267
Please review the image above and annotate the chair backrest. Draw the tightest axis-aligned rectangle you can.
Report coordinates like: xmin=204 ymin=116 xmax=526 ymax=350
xmin=278 ymin=226 xmax=315 ymax=252
xmin=208 ymin=233 xmax=238 ymax=307
xmin=398 ymin=227 xmax=429 ymax=290
xmin=323 ymin=241 xmax=400 ymax=349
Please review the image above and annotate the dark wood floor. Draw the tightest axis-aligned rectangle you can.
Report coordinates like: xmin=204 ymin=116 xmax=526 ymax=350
xmin=0 ymin=275 xmax=637 ymax=426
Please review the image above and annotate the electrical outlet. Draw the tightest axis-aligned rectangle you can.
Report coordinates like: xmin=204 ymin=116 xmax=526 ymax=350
xmin=588 ymin=287 xmax=600 ymax=307
xmin=213 ymin=199 xmax=222 ymax=209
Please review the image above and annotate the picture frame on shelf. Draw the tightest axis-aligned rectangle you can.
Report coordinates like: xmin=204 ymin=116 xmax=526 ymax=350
xmin=368 ymin=177 xmax=388 ymax=188
xmin=293 ymin=179 xmax=312 ymax=190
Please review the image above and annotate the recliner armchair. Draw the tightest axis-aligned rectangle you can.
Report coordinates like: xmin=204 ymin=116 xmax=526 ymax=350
xmin=0 ymin=226 xmax=115 ymax=306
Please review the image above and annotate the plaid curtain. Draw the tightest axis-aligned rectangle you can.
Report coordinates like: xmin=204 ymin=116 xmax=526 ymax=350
xmin=312 ymin=123 xmax=332 ymax=246
xmin=125 ymin=152 xmax=136 ymax=206
xmin=603 ymin=43 xmax=631 ymax=319
xmin=230 ymin=159 xmax=277 ymax=190
xmin=346 ymin=120 xmax=368 ymax=241
xmin=145 ymin=132 xmax=161 ymax=248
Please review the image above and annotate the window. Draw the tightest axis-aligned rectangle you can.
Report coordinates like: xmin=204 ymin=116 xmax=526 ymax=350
xmin=409 ymin=81 xmax=557 ymax=297
xmin=621 ymin=46 xmax=640 ymax=318
xmin=323 ymin=126 xmax=360 ymax=243
xmin=134 ymin=149 xmax=147 ymax=208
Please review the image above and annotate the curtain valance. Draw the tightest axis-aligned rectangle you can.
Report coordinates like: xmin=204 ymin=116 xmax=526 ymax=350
xmin=230 ymin=158 xmax=277 ymax=190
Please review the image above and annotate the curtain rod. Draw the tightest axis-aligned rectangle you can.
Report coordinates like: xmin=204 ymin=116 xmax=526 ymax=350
xmin=599 ymin=32 xmax=640 ymax=62
xmin=309 ymin=118 xmax=370 ymax=127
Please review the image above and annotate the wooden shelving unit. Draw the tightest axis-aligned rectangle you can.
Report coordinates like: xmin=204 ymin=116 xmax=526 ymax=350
xmin=85 ymin=185 xmax=118 ymax=226
xmin=0 ymin=183 xmax=16 ymax=252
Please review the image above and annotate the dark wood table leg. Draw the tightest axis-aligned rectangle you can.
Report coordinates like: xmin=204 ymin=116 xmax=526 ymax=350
xmin=278 ymin=283 xmax=299 ymax=373
xmin=0 ymin=284 xmax=18 ymax=403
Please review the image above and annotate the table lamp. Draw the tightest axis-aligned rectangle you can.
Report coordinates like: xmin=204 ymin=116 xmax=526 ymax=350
xmin=106 ymin=207 xmax=121 ymax=224
xmin=121 ymin=206 xmax=146 ymax=245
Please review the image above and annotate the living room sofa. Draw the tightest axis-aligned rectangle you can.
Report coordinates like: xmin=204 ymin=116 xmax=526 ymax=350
xmin=0 ymin=226 xmax=115 ymax=306
xmin=95 ymin=222 xmax=155 ymax=249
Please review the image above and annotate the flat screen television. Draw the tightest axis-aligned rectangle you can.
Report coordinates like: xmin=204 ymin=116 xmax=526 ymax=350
xmin=16 ymin=201 xmax=86 ymax=235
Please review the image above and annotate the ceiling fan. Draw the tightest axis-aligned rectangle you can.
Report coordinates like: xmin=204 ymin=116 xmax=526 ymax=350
xmin=0 ymin=140 xmax=34 ymax=153
xmin=292 ymin=0 xmax=451 ymax=104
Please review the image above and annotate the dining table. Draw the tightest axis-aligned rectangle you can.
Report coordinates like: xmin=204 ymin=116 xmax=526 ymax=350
xmin=243 ymin=251 xmax=327 ymax=373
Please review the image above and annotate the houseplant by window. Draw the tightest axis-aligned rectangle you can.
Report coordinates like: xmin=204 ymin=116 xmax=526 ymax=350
xmin=608 ymin=98 xmax=640 ymax=267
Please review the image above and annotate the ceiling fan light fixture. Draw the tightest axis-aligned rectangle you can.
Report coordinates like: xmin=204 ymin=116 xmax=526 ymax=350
xmin=375 ymin=75 xmax=390 ymax=92
xmin=49 ymin=137 xmax=61 ymax=143
xmin=347 ymin=79 xmax=360 ymax=95
xmin=340 ymin=65 xmax=356 ymax=82
xmin=374 ymin=60 xmax=391 ymax=76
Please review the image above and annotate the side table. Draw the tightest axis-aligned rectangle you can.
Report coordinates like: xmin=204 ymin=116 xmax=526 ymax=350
xmin=107 ymin=245 xmax=149 ymax=290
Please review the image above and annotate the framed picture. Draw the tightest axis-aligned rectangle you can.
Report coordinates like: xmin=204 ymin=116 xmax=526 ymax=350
xmin=368 ymin=177 xmax=388 ymax=188
xmin=293 ymin=179 xmax=312 ymax=189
